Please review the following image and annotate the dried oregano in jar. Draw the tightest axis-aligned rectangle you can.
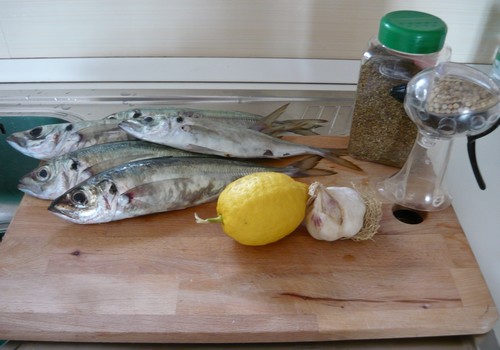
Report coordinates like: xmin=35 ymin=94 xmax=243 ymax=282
xmin=348 ymin=11 xmax=450 ymax=167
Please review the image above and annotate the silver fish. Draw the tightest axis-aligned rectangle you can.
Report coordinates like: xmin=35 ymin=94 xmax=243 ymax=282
xmin=119 ymin=114 xmax=362 ymax=171
xmin=108 ymin=104 xmax=326 ymax=136
xmin=48 ymin=156 xmax=332 ymax=224
xmin=18 ymin=140 xmax=202 ymax=200
xmin=6 ymin=117 xmax=133 ymax=160
xmin=7 ymin=105 xmax=325 ymax=160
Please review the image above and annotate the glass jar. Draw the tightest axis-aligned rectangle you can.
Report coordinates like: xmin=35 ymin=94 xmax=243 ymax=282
xmin=489 ymin=46 xmax=500 ymax=85
xmin=348 ymin=10 xmax=451 ymax=167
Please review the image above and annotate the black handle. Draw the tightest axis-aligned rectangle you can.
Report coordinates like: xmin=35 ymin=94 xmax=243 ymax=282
xmin=467 ymin=118 xmax=500 ymax=190
xmin=390 ymin=84 xmax=407 ymax=103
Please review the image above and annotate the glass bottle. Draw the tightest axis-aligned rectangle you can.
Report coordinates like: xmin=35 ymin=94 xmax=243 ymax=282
xmin=348 ymin=10 xmax=451 ymax=167
xmin=489 ymin=46 xmax=500 ymax=85
xmin=378 ymin=62 xmax=500 ymax=211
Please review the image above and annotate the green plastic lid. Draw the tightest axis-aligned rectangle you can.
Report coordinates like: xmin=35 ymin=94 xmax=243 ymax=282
xmin=378 ymin=10 xmax=447 ymax=54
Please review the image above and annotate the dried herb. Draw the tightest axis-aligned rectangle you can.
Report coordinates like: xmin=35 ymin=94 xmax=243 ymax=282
xmin=348 ymin=46 xmax=422 ymax=168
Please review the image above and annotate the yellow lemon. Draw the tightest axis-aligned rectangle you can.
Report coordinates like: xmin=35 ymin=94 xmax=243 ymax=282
xmin=196 ymin=172 xmax=308 ymax=246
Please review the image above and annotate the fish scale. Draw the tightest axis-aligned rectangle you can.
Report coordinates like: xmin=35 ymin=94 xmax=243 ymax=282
xmin=18 ymin=140 xmax=202 ymax=200
xmin=7 ymin=105 xmax=326 ymax=160
xmin=48 ymin=156 xmax=333 ymax=224
xmin=119 ymin=114 xmax=362 ymax=171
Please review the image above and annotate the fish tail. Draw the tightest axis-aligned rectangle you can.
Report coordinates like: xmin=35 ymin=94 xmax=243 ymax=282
xmin=249 ymin=104 xmax=328 ymax=136
xmin=265 ymin=119 xmax=328 ymax=136
xmin=250 ymin=104 xmax=289 ymax=132
xmin=282 ymin=156 xmax=336 ymax=177
xmin=322 ymin=147 xmax=348 ymax=156
xmin=321 ymin=150 xmax=363 ymax=172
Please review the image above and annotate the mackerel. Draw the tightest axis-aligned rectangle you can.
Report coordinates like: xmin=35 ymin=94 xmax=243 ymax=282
xmin=6 ymin=117 xmax=133 ymax=160
xmin=7 ymin=104 xmax=325 ymax=160
xmin=120 ymin=114 xmax=362 ymax=171
xmin=18 ymin=140 xmax=202 ymax=200
xmin=48 ymin=156 xmax=333 ymax=224
xmin=108 ymin=104 xmax=325 ymax=136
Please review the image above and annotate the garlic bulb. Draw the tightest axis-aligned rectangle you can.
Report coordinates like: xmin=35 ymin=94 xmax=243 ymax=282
xmin=305 ymin=182 xmax=367 ymax=241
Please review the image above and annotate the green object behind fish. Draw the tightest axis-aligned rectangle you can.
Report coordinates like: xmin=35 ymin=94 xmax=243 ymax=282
xmin=0 ymin=116 xmax=68 ymax=235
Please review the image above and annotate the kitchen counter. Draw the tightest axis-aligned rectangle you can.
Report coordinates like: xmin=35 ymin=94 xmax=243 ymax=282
xmin=0 ymin=135 xmax=497 ymax=343
xmin=0 ymin=60 xmax=498 ymax=346
xmin=1 ymin=330 xmax=499 ymax=350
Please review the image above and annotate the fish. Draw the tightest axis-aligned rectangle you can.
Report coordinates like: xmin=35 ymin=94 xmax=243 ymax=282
xmin=48 ymin=156 xmax=333 ymax=224
xmin=119 ymin=114 xmax=362 ymax=171
xmin=6 ymin=117 xmax=134 ymax=160
xmin=7 ymin=105 xmax=326 ymax=160
xmin=107 ymin=104 xmax=326 ymax=136
xmin=18 ymin=140 xmax=204 ymax=200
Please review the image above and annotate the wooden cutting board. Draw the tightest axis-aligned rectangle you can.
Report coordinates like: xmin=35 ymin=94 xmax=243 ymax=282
xmin=0 ymin=136 xmax=497 ymax=343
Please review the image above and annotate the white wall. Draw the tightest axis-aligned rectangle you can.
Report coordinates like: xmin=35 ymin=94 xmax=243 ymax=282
xmin=0 ymin=0 xmax=498 ymax=63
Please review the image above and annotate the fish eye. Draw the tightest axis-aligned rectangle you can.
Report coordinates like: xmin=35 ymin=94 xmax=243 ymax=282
xmin=36 ymin=166 xmax=50 ymax=181
xmin=65 ymin=124 xmax=73 ymax=131
xmin=176 ymin=116 xmax=184 ymax=123
xmin=29 ymin=127 xmax=43 ymax=138
xmin=144 ymin=116 xmax=153 ymax=123
xmin=132 ymin=111 xmax=142 ymax=118
xmin=71 ymin=190 xmax=89 ymax=207
xmin=71 ymin=189 xmax=89 ymax=207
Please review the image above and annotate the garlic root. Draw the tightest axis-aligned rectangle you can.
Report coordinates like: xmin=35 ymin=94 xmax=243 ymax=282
xmin=350 ymin=184 xmax=382 ymax=241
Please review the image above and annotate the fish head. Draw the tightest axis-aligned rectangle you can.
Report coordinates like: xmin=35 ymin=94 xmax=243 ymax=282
xmin=106 ymin=108 xmax=144 ymax=121
xmin=119 ymin=113 xmax=179 ymax=143
xmin=18 ymin=156 xmax=85 ymax=200
xmin=6 ymin=123 xmax=76 ymax=160
xmin=18 ymin=161 xmax=62 ymax=200
xmin=48 ymin=179 xmax=120 ymax=224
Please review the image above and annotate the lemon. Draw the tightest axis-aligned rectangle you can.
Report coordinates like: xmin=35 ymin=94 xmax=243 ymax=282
xmin=196 ymin=172 xmax=308 ymax=246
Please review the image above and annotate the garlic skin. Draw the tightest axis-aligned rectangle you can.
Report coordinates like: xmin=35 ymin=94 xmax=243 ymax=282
xmin=305 ymin=182 xmax=366 ymax=241
xmin=327 ymin=186 xmax=366 ymax=238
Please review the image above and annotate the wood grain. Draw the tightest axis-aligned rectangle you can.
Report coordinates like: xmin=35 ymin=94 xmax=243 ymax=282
xmin=0 ymin=136 xmax=497 ymax=343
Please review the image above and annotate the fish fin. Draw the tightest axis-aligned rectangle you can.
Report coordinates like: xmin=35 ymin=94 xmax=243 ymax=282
xmin=85 ymin=153 xmax=161 ymax=175
xmin=186 ymin=144 xmax=232 ymax=157
xmin=284 ymin=156 xmax=336 ymax=177
xmin=322 ymin=147 xmax=349 ymax=156
xmin=120 ymin=179 xmax=182 ymax=208
xmin=259 ymin=117 xmax=328 ymax=136
xmin=77 ymin=122 xmax=124 ymax=140
xmin=322 ymin=152 xmax=363 ymax=172
xmin=262 ymin=104 xmax=289 ymax=124
xmin=121 ymin=178 xmax=218 ymax=209
xmin=275 ymin=119 xmax=328 ymax=129
xmin=181 ymin=123 xmax=243 ymax=156
xmin=280 ymin=129 xmax=318 ymax=136
xmin=249 ymin=104 xmax=289 ymax=132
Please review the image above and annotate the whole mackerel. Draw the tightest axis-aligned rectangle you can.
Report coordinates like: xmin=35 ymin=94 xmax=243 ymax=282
xmin=18 ymin=140 xmax=202 ymax=200
xmin=109 ymin=105 xmax=325 ymax=136
xmin=119 ymin=114 xmax=362 ymax=171
xmin=7 ymin=104 xmax=325 ymax=160
xmin=48 ymin=156 xmax=332 ymax=224
xmin=6 ymin=117 xmax=134 ymax=160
